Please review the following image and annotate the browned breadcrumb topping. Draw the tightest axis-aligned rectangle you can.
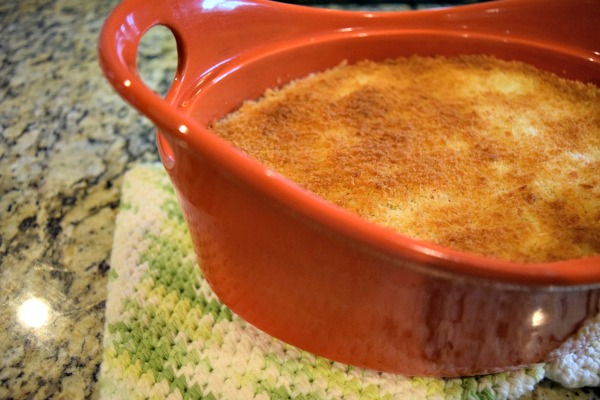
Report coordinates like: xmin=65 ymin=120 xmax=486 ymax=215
xmin=211 ymin=55 xmax=600 ymax=263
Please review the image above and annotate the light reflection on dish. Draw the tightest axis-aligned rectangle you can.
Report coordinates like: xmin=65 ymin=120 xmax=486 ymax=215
xmin=531 ymin=308 xmax=548 ymax=328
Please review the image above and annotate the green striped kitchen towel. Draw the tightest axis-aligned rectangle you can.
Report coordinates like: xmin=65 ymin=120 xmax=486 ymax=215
xmin=100 ymin=164 xmax=600 ymax=400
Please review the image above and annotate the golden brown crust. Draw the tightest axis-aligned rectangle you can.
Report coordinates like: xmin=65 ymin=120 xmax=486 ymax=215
xmin=211 ymin=55 xmax=600 ymax=263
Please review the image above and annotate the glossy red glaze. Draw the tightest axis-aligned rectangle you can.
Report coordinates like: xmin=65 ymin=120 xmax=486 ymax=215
xmin=99 ymin=0 xmax=600 ymax=376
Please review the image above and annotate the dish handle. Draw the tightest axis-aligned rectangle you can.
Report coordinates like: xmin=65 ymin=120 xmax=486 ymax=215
xmin=97 ymin=0 xmax=191 ymax=141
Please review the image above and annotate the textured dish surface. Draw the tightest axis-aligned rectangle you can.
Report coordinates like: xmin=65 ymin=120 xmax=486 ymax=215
xmin=211 ymin=55 xmax=600 ymax=263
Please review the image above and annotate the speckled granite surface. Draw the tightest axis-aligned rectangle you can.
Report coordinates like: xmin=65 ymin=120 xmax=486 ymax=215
xmin=0 ymin=0 xmax=598 ymax=399
xmin=0 ymin=1 xmax=167 ymax=398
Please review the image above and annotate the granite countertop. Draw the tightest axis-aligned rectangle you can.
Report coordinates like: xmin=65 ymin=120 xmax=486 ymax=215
xmin=0 ymin=0 xmax=598 ymax=399
xmin=0 ymin=1 xmax=165 ymax=397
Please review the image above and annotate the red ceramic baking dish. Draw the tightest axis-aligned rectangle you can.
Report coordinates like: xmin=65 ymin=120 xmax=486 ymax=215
xmin=98 ymin=0 xmax=600 ymax=377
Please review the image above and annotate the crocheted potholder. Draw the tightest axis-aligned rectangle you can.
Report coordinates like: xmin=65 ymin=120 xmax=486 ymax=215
xmin=100 ymin=164 xmax=600 ymax=400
